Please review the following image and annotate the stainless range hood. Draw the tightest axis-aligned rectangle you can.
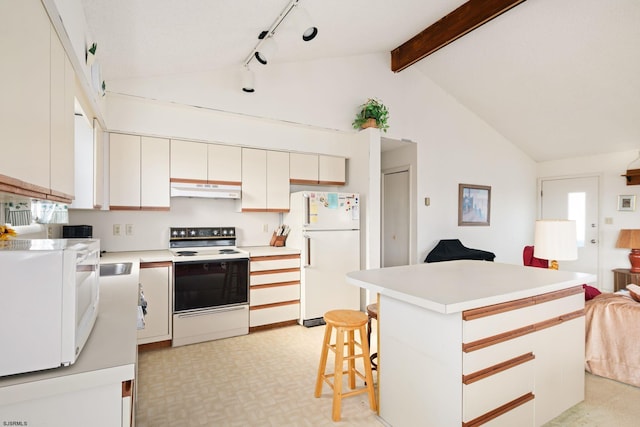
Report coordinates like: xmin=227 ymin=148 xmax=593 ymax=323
xmin=170 ymin=182 xmax=241 ymax=199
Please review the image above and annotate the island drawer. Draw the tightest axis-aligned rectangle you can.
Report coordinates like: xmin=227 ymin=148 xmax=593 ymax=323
xmin=462 ymin=287 xmax=584 ymax=343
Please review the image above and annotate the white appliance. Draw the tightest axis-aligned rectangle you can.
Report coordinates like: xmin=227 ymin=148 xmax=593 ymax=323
xmin=169 ymin=227 xmax=249 ymax=347
xmin=285 ymin=192 xmax=361 ymax=327
xmin=0 ymin=239 xmax=100 ymax=377
xmin=170 ymin=182 xmax=241 ymax=199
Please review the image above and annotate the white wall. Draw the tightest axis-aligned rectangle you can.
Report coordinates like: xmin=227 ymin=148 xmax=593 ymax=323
xmin=537 ymin=149 xmax=640 ymax=291
xmin=57 ymin=3 xmax=538 ymax=265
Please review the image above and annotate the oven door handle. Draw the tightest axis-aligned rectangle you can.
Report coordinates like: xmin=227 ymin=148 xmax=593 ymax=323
xmin=176 ymin=305 xmax=246 ymax=318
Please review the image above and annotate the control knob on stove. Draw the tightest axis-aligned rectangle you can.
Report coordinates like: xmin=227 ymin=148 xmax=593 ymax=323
xmin=190 ymin=229 xmax=197 ymax=237
xmin=171 ymin=230 xmax=178 ymax=237
xmin=179 ymin=230 xmax=186 ymax=237
xmin=222 ymin=229 xmax=228 ymax=235
xmin=228 ymin=228 xmax=235 ymax=236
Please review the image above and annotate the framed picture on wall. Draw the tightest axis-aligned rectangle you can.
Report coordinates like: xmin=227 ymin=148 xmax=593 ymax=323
xmin=618 ymin=195 xmax=636 ymax=211
xmin=458 ymin=184 xmax=491 ymax=226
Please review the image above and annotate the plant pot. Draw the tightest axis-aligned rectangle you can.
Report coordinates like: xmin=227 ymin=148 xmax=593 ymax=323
xmin=360 ymin=118 xmax=378 ymax=129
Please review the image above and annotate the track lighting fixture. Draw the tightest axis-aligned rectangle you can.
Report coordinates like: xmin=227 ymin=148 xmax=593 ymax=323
xmin=241 ymin=66 xmax=255 ymax=93
xmin=240 ymin=0 xmax=318 ymax=92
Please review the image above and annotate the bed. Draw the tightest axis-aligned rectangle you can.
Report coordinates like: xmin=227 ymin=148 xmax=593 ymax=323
xmin=584 ymin=290 xmax=640 ymax=387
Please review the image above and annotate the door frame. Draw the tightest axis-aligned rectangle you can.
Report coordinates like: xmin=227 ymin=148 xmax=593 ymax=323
xmin=537 ymin=172 xmax=602 ymax=285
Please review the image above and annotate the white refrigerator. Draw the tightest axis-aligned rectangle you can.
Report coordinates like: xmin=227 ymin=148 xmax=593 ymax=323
xmin=285 ymin=191 xmax=361 ymax=327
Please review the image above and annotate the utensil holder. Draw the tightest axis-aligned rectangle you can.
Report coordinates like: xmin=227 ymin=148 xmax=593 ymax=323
xmin=270 ymin=232 xmax=287 ymax=247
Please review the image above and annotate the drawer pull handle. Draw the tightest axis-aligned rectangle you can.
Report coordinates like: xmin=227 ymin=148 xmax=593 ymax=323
xmin=463 ymin=352 xmax=534 ymax=385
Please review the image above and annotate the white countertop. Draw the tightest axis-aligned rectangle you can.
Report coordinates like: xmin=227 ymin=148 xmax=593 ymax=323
xmin=101 ymin=249 xmax=173 ymax=263
xmin=347 ymin=260 xmax=596 ymax=314
xmin=0 ymin=264 xmax=140 ymax=398
xmin=240 ymin=245 xmax=300 ymax=257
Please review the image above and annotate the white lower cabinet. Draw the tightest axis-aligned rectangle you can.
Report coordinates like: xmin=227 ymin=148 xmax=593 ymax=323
xmin=461 ymin=287 xmax=585 ymax=427
xmin=137 ymin=262 xmax=172 ymax=345
xmin=249 ymin=254 xmax=301 ymax=328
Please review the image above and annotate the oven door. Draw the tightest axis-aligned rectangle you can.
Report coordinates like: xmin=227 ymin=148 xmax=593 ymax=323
xmin=173 ymin=258 xmax=249 ymax=313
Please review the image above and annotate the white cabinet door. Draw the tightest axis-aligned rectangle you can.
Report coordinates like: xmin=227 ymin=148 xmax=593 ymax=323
xmin=208 ymin=144 xmax=241 ymax=184
xmin=141 ymin=136 xmax=170 ymax=209
xmin=319 ymin=155 xmax=346 ymax=185
xmin=290 ymin=153 xmax=318 ymax=184
xmin=49 ymin=29 xmax=75 ymax=200
xmin=267 ymin=150 xmax=290 ymax=211
xmin=137 ymin=263 xmax=172 ymax=344
xmin=93 ymin=119 xmax=104 ymax=208
xmin=0 ymin=0 xmax=51 ymax=191
xmin=241 ymin=148 xmax=267 ymax=211
xmin=109 ymin=133 xmax=141 ymax=208
xmin=170 ymin=139 xmax=207 ymax=182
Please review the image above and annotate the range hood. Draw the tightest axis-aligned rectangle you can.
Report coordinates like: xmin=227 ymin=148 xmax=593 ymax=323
xmin=170 ymin=182 xmax=241 ymax=199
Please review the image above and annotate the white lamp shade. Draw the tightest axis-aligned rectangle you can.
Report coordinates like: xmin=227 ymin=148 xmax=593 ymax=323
xmin=254 ymin=36 xmax=277 ymax=65
xmin=533 ymin=220 xmax=578 ymax=261
xmin=241 ymin=68 xmax=255 ymax=93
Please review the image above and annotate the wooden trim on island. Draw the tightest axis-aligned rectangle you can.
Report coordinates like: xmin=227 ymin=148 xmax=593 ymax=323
xmin=462 ymin=392 xmax=534 ymax=427
xmin=462 ymin=352 xmax=534 ymax=385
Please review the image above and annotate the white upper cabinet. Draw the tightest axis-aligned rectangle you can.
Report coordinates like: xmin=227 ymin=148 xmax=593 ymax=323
xmin=170 ymin=139 xmax=207 ymax=182
xmin=266 ymin=151 xmax=290 ymax=211
xmin=71 ymin=118 xmax=104 ymax=210
xmin=93 ymin=120 xmax=104 ymax=208
xmin=208 ymin=144 xmax=242 ymax=184
xmin=319 ymin=155 xmax=346 ymax=185
xmin=290 ymin=153 xmax=346 ymax=186
xmin=289 ymin=153 xmax=319 ymax=184
xmin=49 ymin=28 xmax=75 ymax=200
xmin=110 ymin=133 xmax=170 ymax=210
xmin=0 ymin=0 xmax=51 ymax=194
xmin=242 ymin=148 xmax=289 ymax=212
xmin=141 ymin=137 xmax=170 ymax=209
xmin=110 ymin=134 xmax=141 ymax=209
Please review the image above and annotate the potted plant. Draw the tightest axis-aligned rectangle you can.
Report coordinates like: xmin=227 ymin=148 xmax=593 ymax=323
xmin=352 ymin=98 xmax=389 ymax=132
xmin=86 ymin=42 xmax=97 ymax=66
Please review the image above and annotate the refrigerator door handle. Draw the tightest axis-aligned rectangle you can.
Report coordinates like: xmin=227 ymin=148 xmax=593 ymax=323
xmin=304 ymin=234 xmax=311 ymax=267
xmin=304 ymin=194 xmax=311 ymax=226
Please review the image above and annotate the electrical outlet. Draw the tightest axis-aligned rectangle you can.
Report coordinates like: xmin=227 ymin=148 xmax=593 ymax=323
xmin=125 ymin=224 xmax=134 ymax=236
xmin=113 ymin=224 xmax=121 ymax=236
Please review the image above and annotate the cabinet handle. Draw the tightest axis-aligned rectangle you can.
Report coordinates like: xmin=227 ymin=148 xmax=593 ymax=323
xmin=176 ymin=305 xmax=246 ymax=318
xmin=304 ymin=194 xmax=311 ymax=226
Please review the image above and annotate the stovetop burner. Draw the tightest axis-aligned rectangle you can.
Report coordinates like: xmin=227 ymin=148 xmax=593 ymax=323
xmin=219 ymin=249 xmax=239 ymax=254
xmin=176 ymin=250 xmax=198 ymax=256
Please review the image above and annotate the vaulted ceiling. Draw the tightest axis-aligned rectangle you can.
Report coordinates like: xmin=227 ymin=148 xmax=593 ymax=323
xmin=79 ymin=0 xmax=640 ymax=162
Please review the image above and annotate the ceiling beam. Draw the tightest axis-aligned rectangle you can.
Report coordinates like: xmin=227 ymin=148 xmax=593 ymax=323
xmin=391 ymin=0 xmax=527 ymax=72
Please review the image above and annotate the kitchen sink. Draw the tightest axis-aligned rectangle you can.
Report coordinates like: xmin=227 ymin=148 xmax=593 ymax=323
xmin=100 ymin=262 xmax=133 ymax=277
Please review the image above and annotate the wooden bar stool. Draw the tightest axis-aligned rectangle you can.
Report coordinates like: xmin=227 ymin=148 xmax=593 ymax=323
xmin=314 ymin=309 xmax=377 ymax=421
xmin=366 ymin=303 xmax=378 ymax=370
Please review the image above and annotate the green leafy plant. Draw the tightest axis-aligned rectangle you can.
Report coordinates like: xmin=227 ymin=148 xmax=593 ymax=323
xmin=352 ymin=98 xmax=389 ymax=132
xmin=88 ymin=42 xmax=97 ymax=56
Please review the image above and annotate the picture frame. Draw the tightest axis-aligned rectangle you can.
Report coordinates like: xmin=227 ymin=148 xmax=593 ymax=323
xmin=618 ymin=195 xmax=636 ymax=211
xmin=458 ymin=184 xmax=491 ymax=226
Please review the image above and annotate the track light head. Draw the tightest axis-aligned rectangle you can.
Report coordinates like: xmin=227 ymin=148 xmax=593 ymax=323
xmin=291 ymin=6 xmax=318 ymax=41
xmin=241 ymin=67 xmax=255 ymax=93
xmin=254 ymin=36 xmax=277 ymax=65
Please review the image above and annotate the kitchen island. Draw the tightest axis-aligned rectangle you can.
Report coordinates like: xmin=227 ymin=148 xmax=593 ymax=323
xmin=346 ymin=260 xmax=596 ymax=427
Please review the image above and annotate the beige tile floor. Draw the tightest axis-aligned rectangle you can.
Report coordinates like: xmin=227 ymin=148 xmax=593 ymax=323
xmin=136 ymin=324 xmax=640 ymax=426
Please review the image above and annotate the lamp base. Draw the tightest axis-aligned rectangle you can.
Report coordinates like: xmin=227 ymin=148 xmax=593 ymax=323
xmin=629 ymin=249 xmax=640 ymax=273
xmin=549 ymin=260 xmax=559 ymax=270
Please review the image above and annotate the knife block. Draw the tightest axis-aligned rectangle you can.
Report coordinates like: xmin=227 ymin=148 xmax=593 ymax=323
xmin=270 ymin=232 xmax=287 ymax=247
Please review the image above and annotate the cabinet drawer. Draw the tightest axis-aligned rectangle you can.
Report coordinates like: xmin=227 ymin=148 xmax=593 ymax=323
xmin=251 ymin=270 xmax=300 ymax=286
xmin=463 ymin=357 xmax=534 ymax=423
xmin=468 ymin=398 xmax=534 ymax=427
xmin=250 ymin=257 xmax=300 ymax=272
xmin=463 ymin=334 xmax=533 ymax=375
xmin=250 ymin=284 xmax=300 ymax=306
xmin=250 ymin=302 xmax=299 ymax=327
xmin=463 ymin=291 xmax=583 ymax=343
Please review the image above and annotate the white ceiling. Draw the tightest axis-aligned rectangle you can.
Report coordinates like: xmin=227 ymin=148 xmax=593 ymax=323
xmin=79 ymin=0 xmax=640 ymax=162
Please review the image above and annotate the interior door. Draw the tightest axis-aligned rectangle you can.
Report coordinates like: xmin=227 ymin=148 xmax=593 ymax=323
xmin=540 ymin=176 xmax=599 ymax=279
xmin=382 ymin=169 xmax=410 ymax=267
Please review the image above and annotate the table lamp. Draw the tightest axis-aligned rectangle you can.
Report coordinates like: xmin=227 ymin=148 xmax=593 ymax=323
xmin=533 ymin=220 xmax=578 ymax=270
xmin=615 ymin=229 xmax=640 ymax=273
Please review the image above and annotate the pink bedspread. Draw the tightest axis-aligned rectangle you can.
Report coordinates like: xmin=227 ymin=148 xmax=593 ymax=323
xmin=585 ymin=293 xmax=640 ymax=387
